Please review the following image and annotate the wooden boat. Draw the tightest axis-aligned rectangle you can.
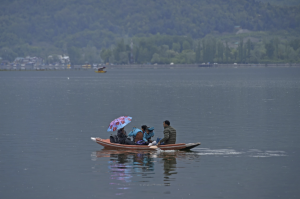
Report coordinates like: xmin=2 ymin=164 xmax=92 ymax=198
xmin=91 ymin=137 xmax=200 ymax=150
xmin=95 ymin=66 xmax=107 ymax=73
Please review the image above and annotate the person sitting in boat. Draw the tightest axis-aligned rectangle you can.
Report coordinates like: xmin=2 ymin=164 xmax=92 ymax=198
xmin=117 ymin=127 xmax=128 ymax=144
xmin=157 ymin=120 xmax=176 ymax=145
xmin=141 ymin=125 xmax=151 ymax=137
xmin=143 ymin=127 xmax=155 ymax=143
xmin=128 ymin=127 xmax=145 ymax=144
xmin=117 ymin=127 xmax=135 ymax=145
xmin=141 ymin=125 xmax=148 ymax=134
xmin=98 ymin=66 xmax=106 ymax=71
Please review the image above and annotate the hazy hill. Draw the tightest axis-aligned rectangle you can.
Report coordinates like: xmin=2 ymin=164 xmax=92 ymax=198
xmin=0 ymin=0 xmax=299 ymax=58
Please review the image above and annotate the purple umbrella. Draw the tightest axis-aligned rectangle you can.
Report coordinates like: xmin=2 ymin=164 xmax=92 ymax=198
xmin=107 ymin=116 xmax=132 ymax=132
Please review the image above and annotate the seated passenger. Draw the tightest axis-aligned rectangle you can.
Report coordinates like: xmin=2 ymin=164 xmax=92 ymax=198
xmin=117 ymin=127 xmax=128 ymax=144
xmin=117 ymin=127 xmax=135 ymax=145
xmin=128 ymin=127 xmax=145 ymax=144
xmin=143 ymin=127 xmax=155 ymax=143
xmin=141 ymin=125 xmax=148 ymax=135
xmin=157 ymin=120 xmax=176 ymax=145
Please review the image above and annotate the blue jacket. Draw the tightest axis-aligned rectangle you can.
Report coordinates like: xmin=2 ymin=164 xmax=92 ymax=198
xmin=128 ymin=127 xmax=142 ymax=137
xmin=143 ymin=129 xmax=155 ymax=142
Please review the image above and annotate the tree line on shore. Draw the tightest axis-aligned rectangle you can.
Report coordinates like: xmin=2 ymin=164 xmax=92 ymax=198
xmin=1 ymin=34 xmax=299 ymax=65
xmin=98 ymin=35 xmax=300 ymax=65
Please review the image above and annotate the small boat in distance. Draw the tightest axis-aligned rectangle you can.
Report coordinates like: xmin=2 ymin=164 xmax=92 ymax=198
xmin=95 ymin=66 xmax=107 ymax=73
xmin=91 ymin=137 xmax=201 ymax=151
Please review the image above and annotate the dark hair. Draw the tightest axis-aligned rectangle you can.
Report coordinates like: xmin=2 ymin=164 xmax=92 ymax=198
xmin=164 ymin=120 xmax=170 ymax=126
xmin=141 ymin=125 xmax=148 ymax=131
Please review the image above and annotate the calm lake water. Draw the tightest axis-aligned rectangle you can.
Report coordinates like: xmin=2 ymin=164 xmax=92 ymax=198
xmin=0 ymin=67 xmax=300 ymax=199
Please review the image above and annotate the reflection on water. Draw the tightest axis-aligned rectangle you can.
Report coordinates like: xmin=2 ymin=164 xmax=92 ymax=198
xmin=161 ymin=153 xmax=177 ymax=186
xmin=91 ymin=149 xmax=200 ymax=193
xmin=109 ymin=152 xmax=154 ymax=185
xmin=90 ymin=147 xmax=287 ymax=195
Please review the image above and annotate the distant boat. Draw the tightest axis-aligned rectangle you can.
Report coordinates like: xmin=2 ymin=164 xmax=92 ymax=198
xmin=95 ymin=66 xmax=107 ymax=73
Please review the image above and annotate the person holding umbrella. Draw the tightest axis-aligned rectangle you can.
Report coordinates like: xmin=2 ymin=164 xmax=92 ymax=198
xmin=117 ymin=127 xmax=128 ymax=144
xmin=107 ymin=116 xmax=135 ymax=145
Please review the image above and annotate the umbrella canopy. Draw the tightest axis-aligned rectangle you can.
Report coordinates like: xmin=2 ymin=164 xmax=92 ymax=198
xmin=107 ymin=116 xmax=132 ymax=132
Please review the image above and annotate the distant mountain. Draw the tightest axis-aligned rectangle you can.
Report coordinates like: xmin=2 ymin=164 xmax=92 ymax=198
xmin=0 ymin=0 xmax=299 ymax=51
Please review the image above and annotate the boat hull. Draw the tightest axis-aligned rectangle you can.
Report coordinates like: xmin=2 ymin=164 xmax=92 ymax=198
xmin=91 ymin=137 xmax=200 ymax=150
xmin=94 ymin=71 xmax=107 ymax=73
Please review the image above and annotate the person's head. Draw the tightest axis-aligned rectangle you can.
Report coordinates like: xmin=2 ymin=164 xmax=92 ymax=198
xmin=141 ymin=125 xmax=148 ymax=131
xmin=163 ymin=120 xmax=170 ymax=127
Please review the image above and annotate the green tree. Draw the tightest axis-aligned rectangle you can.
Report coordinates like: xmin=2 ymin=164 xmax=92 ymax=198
xmin=182 ymin=41 xmax=191 ymax=50
xmin=119 ymin=52 xmax=129 ymax=64
xmin=238 ymin=38 xmax=244 ymax=62
xmin=0 ymin=47 xmax=17 ymax=62
xmin=273 ymin=37 xmax=279 ymax=59
xmin=100 ymin=49 xmax=112 ymax=63
xmin=84 ymin=45 xmax=101 ymax=64
xmin=289 ymin=39 xmax=300 ymax=51
xmin=225 ymin=41 xmax=230 ymax=63
xmin=195 ymin=41 xmax=201 ymax=63
xmin=250 ymin=46 xmax=262 ymax=63
xmin=265 ymin=41 xmax=275 ymax=59
xmin=151 ymin=53 xmax=160 ymax=63
xmin=67 ymin=46 xmax=82 ymax=65
xmin=245 ymin=39 xmax=252 ymax=61
xmin=217 ymin=41 xmax=224 ymax=62
xmin=202 ymin=40 xmax=206 ymax=63
xmin=172 ymin=42 xmax=181 ymax=52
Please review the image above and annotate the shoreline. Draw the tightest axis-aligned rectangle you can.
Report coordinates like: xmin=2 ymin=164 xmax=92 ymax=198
xmin=1 ymin=63 xmax=300 ymax=71
xmin=105 ymin=63 xmax=300 ymax=69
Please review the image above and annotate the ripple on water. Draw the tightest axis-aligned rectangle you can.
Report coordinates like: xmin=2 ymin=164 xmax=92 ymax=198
xmin=193 ymin=148 xmax=287 ymax=157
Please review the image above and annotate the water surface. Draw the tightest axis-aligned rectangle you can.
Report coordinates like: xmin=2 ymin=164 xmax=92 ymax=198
xmin=0 ymin=67 xmax=300 ymax=198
